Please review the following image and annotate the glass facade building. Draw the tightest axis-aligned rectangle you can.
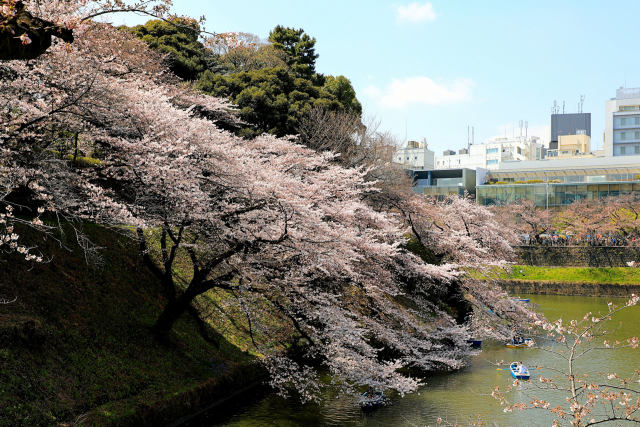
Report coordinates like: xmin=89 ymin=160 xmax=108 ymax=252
xmin=409 ymin=168 xmax=477 ymax=198
xmin=477 ymin=181 xmax=640 ymax=207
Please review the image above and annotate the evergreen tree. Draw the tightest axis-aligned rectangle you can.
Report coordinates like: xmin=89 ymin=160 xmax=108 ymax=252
xmin=126 ymin=18 xmax=211 ymax=80
xmin=268 ymin=25 xmax=318 ymax=79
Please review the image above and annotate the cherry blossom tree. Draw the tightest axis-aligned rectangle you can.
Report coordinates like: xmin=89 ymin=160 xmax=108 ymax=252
xmin=84 ymin=79 xmax=480 ymax=398
xmin=1 ymin=0 xmax=542 ymax=401
xmin=297 ymin=107 xmax=537 ymax=340
xmin=1 ymin=13 xmax=485 ymax=399
xmin=555 ymin=198 xmax=615 ymax=243
xmin=601 ymin=194 xmax=640 ymax=243
xmin=492 ymin=199 xmax=553 ymax=244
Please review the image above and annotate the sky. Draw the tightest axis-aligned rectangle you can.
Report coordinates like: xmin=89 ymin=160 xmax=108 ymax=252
xmin=113 ymin=1 xmax=640 ymax=153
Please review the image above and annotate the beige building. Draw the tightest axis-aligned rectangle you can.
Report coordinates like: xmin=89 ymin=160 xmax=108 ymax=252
xmin=556 ymin=133 xmax=591 ymax=158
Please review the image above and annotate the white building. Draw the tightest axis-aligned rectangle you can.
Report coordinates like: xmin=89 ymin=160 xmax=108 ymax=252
xmin=434 ymin=145 xmax=485 ymax=169
xmin=393 ymin=139 xmax=435 ymax=170
xmin=434 ymin=135 xmax=544 ymax=170
xmin=604 ymin=87 xmax=640 ymax=157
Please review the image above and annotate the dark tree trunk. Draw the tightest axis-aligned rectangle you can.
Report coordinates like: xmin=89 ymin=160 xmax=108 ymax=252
xmin=0 ymin=1 xmax=74 ymax=60
xmin=152 ymin=289 xmax=197 ymax=336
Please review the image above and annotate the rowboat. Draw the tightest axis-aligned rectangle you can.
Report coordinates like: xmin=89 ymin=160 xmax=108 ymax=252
xmin=510 ymin=362 xmax=530 ymax=380
xmin=505 ymin=338 xmax=534 ymax=348
xmin=359 ymin=391 xmax=386 ymax=410
xmin=512 ymin=297 xmax=530 ymax=303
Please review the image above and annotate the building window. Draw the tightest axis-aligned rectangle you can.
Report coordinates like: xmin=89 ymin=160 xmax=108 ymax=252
xmin=621 ymin=117 xmax=628 ymax=125
xmin=635 ymin=131 xmax=640 ymax=139
xmin=398 ymin=157 xmax=401 ymax=161
xmin=486 ymin=159 xmax=499 ymax=165
xmin=414 ymin=156 xmax=418 ymax=160
xmin=620 ymin=146 xmax=626 ymax=155
xmin=406 ymin=157 xmax=409 ymax=160
xmin=486 ymin=148 xmax=499 ymax=154
xmin=635 ymin=146 xmax=640 ymax=154
xmin=621 ymin=132 xmax=628 ymax=140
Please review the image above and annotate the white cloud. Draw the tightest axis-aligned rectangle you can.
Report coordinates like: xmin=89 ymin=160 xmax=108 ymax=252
xmin=396 ymin=2 xmax=437 ymax=24
xmin=366 ymin=76 xmax=474 ymax=109
xmin=362 ymin=85 xmax=381 ymax=99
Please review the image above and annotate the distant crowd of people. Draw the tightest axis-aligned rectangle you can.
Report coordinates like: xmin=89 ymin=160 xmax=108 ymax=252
xmin=520 ymin=232 xmax=637 ymax=247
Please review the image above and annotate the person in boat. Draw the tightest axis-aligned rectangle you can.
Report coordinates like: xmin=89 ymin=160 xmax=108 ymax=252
xmin=512 ymin=332 xmax=524 ymax=345
xmin=518 ymin=361 xmax=527 ymax=374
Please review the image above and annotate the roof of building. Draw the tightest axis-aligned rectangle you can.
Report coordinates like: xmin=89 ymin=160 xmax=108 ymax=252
xmin=492 ymin=155 xmax=640 ymax=177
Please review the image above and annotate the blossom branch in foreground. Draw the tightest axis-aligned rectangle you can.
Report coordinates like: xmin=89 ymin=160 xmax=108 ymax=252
xmin=492 ymin=294 xmax=640 ymax=426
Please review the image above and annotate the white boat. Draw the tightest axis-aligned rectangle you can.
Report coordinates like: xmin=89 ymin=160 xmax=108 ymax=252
xmin=510 ymin=362 xmax=531 ymax=380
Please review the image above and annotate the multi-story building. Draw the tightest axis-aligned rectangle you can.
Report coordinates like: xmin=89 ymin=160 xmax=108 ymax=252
xmin=393 ymin=139 xmax=435 ymax=170
xmin=604 ymin=87 xmax=640 ymax=157
xmin=546 ymin=132 xmax=592 ymax=158
xmin=550 ymin=113 xmax=591 ymax=150
xmin=434 ymin=145 xmax=486 ymax=170
xmin=433 ymin=135 xmax=544 ymax=170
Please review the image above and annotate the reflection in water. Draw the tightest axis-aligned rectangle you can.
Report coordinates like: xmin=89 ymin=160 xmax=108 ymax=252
xmin=213 ymin=295 xmax=640 ymax=426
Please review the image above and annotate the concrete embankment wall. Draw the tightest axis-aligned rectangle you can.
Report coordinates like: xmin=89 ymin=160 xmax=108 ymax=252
xmin=516 ymin=246 xmax=640 ymax=267
xmin=499 ymin=280 xmax=640 ymax=296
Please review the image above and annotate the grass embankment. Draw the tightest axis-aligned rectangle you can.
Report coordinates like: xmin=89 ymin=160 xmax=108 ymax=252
xmin=498 ymin=265 xmax=640 ymax=285
xmin=0 ymin=224 xmax=264 ymax=426
xmin=471 ymin=265 xmax=640 ymax=296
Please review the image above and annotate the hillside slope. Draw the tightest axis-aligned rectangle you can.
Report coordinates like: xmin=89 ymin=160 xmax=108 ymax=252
xmin=0 ymin=224 xmax=261 ymax=426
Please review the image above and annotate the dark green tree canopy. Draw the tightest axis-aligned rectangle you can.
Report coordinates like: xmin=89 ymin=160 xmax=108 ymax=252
xmin=322 ymin=75 xmax=362 ymax=116
xmin=268 ymin=25 xmax=318 ymax=79
xmin=126 ymin=18 xmax=210 ymax=81
xmin=194 ymin=26 xmax=361 ymax=137
xmin=125 ymin=21 xmax=362 ymax=137
xmin=196 ymin=66 xmax=355 ymax=137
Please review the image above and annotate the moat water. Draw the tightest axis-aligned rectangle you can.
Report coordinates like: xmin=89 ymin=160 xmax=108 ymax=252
xmin=205 ymin=295 xmax=640 ymax=426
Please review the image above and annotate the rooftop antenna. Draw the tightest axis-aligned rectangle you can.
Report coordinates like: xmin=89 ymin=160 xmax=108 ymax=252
xmin=552 ymin=100 xmax=558 ymax=115
xmin=519 ymin=120 xmax=523 ymax=137
xmin=467 ymin=125 xmax=470 ymax=151
xmin=525 ymin=121 xmax=528 ymax=139
xmin=562 ymin=100 xmax=565 ymax=114
xmin=578 ymin=95 xmax=585 ymax=113
xmin=404 ymin=117 xmax=407 ymax=144
xmin=472 ymin=126 xmax=475 ymax=146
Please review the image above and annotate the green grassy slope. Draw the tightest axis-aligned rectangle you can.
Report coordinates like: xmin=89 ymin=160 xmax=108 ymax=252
xmin=0 ymin=224 xmax=260 ymax=426
xmin=486 ymin=265 xmax=640 ymax=285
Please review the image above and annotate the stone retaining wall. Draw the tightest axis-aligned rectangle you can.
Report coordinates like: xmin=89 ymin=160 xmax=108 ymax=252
xmin=516 ymin=246 xmax=640 ymax=267
xmin=499 ymin=279 xmax=640 ymax=296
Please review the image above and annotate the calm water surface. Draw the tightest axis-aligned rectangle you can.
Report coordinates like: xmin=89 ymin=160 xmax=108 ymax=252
xmin=214 ymin=295 xmax=640 ymax=426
